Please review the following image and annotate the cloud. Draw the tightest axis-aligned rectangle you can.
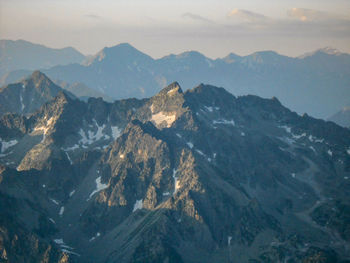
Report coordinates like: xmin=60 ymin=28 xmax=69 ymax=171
xmin=223 ymin=8 xmax=350 ymax=38
xmin=228 ymin=9 xmax=268 ymax=23
xmin=85 ymin=14 xmax=102 ymax=20
xmin=181 ymin=13 xmax=214 ymax=24
xmin=287 ymin=8 xmax=328 ymax=22
xmin=287 ymin=8 xmax=350 ymax=24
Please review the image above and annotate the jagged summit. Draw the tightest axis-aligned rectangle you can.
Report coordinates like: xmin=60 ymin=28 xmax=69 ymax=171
xmin=26 ymin=70 xmax=56 ymax=88
xmin=158 ymin=81 xmax=183 ymax=95
xmin=1 ymin=80 xmax=350 ymax=262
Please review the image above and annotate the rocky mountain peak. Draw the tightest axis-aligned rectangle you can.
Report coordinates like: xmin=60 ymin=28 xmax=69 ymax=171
xmin=1 ymin=79 xmax=350 ymax=262
xmin=147 ymin=82 xmax=186 ymax=129
xmin=158 ymin=81 xmax=183 ymax=95
xmin=176 ymin=50 xmax=207 ymax=59
xmin=22 ymin=70 xmax=63 ymax=97
xmin=86 ymin=43 xmax=154 ymax=67
xmin=30 ymin=70 xmax=52 ymax=84
xmin=0 ymin=71 xmax=71 ymax=117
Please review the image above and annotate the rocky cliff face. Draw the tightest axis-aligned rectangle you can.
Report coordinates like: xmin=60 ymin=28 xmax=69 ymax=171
xmin=0 ymin=80 xmax=350 ymax=262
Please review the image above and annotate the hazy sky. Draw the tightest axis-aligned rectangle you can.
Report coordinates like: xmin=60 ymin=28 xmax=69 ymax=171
xmin=1 ymin=0 xmax=350 ymax=58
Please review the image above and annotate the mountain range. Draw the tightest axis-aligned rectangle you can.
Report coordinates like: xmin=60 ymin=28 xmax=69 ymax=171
xmin=0 ymin=40 xmax=85 ymax=80
xmin=1 ymin=41 xmax=350 ymax=120
xmin=0 ymin=73 xmax=350 ymax=262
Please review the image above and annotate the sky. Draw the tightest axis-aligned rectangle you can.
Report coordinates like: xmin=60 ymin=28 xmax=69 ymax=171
xmin=0 ymin=0 xmax=350 ymax=58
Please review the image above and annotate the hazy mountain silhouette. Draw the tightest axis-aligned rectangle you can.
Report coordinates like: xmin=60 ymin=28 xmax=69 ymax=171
xmin=1 ymin=42 xmax=350 ymax=119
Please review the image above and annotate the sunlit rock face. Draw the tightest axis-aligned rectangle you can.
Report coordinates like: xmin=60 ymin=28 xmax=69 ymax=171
xmin=1 ymin=79 xmax=350 ymax=262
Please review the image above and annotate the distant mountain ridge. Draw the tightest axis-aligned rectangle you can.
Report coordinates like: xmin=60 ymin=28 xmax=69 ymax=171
xmin=1 ymin=41 xmax=350 ymax=119
xmin=0 ymin=71 xmax=75 ymax=116
xmin=328 ymin=107 xmax=350 ymax=128
xmin=0 ymin=39 xmax=85 ymax=78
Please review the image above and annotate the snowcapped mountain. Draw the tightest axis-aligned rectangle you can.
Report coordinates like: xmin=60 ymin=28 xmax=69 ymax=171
xmin=2 ymin=44 xmax=349 ymax=119
xmin=1 ymin=77 xmax=350 ymax=262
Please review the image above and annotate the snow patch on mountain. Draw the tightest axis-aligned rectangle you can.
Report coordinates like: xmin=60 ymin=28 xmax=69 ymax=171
xmin=292 ymin=133 xmax=306 ymax=140
xmin=278 ymin=126 xmax=324 ymax=143
xmin=213 ymin=119 xmax=235 ymax=126
xmin=275 ymin=128 xmax=325 ymax=151
xmin=187 ymin=142 xmax=194 ymax=149
xmin=111 ymin=126 xmax=121 ymax=139
xmin=65 ymin=152 xmax=73 ymax=165
xmin=20 ymin=84 xmax=25 ymax=111
xmin=133 ymin=199 xmax=143 ymax=212
xmin=63 ymin=144 xmax=79 ymax=151
xmin=89 ymin=176 xmax=108 ymax=199
xmin=151 ymin=111 xmax=176 ymax=128
xmin=50 ymin=198 xmax=59 ymax=205
xmin=0 ymin=138 xmax=18 ymax=153
xmin=79 ymin=119 xmax=111 ymax=147
xmin=20 ymin=94 xmax=24 ymax=111
xmin=59 ymin=206 xmax=65 ymax=216
xmin=196 ymin=149 xmax=205 ymax=156
xmin=54 ymin=239 xmax=64 ymax=245
xmin=89 ymin=232 xmax=101 ymax=242
xmin=309 ymin=146 xmax=316 ymax=153
xmin=54 ymin=238 xmax=80 ymax=256
xmin=204 ymin=106 xmax=214 ymax=112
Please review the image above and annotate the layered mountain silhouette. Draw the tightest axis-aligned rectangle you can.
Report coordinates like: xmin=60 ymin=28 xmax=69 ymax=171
xmin=1 ymin=42 xmax=349 ymax=119
xmin=0 ymin=71 xmax=75 ymax=116
xmin=1 ymin=76 xmax=349 ymax=262
xmin=0 ymin=40 xmax=85 ymax=79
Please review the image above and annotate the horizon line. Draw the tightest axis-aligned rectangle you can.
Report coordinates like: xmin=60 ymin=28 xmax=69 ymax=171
xmin=1 ymin=38 xmax=348 ymax=60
